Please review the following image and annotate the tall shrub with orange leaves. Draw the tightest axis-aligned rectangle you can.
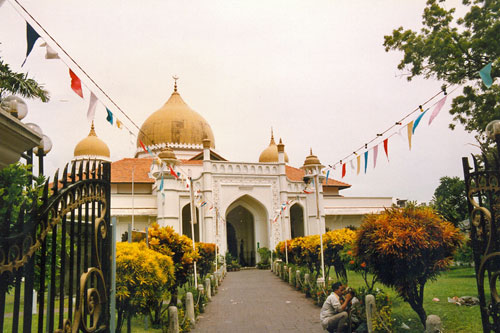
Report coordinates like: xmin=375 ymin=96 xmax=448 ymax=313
xmin=148 ymin=223 xmax=199 ymax=304
xmin=354 ymin=205 xmax=463 ymax=329
xmin=196 ymin=242 xmax=217 ymax=280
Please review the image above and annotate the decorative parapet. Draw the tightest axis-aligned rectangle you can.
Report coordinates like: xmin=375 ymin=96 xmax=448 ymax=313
xmin=210 ymin=161 xmax=279 ymax=176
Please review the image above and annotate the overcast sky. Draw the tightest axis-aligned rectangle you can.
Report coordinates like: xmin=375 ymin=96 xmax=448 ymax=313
xmin=1 ymin=0 xmax=477 ymax=202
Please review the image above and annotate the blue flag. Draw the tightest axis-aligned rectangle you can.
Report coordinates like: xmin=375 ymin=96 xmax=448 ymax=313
xmin=106 ymin=108 xmax=113 ymax=125
xmin=479 ymin=63 xmax=493 ymax=88
xmin=22 ymin=23 xmax=40 ymax=66
xmin=412 ymin=109 xmax=428 ymax=134
xmin=364 ymin=151 xmax=368 ymax=174
xmin=159 ymin=173 xmax=164 ymax=191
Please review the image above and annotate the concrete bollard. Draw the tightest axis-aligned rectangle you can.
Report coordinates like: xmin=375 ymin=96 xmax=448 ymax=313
xmin=197 ymin=285 xmax=205 ymax=312
xmin=304 ymin=273 xmax=310 ymax=286
xmin=213 ymin=274 xmax=219 ymax=290
xmin=168 ymin=306 xmax=179 ymax=333
xmin=205 ymin=278 xmax=212 ymax=301
xmin=210 ymin=275 xmax=216 ymax=295
xmin=289 ymin=267 xmax=293 ymax=285
xmin=185 ymin=292 xmax=196 ymax=327
xmin=296 ymin=270 xmax=301 ymax=289
xmin=176 ymin=297 xmax=183 ymax=308
xmin=365 ymin=295 xmax=376 ymax=333
xmin=425 ymin=315 xmax=442 ymax=333
xmin=316 ymin=277 xmax=325 ymax=289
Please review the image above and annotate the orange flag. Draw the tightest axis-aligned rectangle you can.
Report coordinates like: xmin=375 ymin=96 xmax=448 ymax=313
xmin=407 ymin=121 xmax=414 ymax=150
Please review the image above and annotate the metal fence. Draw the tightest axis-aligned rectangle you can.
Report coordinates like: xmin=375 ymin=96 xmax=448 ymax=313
xmin=0 ymin=159 xmax=111 ymax=333
xmin=463 ymin=143 xmax=500 ymax=332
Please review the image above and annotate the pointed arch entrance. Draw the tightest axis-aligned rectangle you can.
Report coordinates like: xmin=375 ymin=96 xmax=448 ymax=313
xmin=182 ymin=204 xmax=200 ymax=242
xmin=290 ymin=203 xmax=305 ymax=239
xmin=225 ymin=195 xmax=268 ymax=267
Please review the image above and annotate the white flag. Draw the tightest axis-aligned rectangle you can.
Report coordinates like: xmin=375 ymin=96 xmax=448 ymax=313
xmin=40 ymin=42 xmax=59 ymax=59
xmin=87 ymin=92 xmax=98 ymax=121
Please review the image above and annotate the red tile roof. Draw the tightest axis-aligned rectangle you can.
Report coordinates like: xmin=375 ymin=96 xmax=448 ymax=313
xmin=111 ymin=158 xmax=155 ymax=183
xmin=111 ymin=158 xmax=350 ymax=189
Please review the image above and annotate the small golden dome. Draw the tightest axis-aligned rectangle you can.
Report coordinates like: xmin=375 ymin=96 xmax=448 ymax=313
xmin=303 ymin=148 xmax=321 ymax=167
xmin=159 ymin=146 xmax=177 ymax=160
xmin=137 ymin=81 xmax=215 ymax=149
xmin=259 ymin=130 xmax=289 ymax=163
xmin=74 ymin=122 xmax=110 ymax=158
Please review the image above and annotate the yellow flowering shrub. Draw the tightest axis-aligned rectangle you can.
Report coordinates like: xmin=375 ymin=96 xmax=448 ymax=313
xmin=196 ymin=242 xmax=217 ymax=279
xmin=116 ymin=241 xmax=174 ymax=330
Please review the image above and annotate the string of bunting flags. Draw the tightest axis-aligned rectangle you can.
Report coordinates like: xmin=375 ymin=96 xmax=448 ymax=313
xmin=324 ymin=59 xmax=495 ymax=181
xmin=9 ymin=0 xmax=152 ymax=149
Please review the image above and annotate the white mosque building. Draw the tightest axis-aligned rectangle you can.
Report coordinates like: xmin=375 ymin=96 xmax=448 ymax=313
xmin=73 ymin=82 xmax=393 ymax=266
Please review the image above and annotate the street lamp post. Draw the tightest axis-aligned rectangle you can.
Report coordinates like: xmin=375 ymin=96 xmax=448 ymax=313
xmin=188 ymin=176 xmax=198 ymax=289
xmin=314 ymin=172 xmax=326 ymax=284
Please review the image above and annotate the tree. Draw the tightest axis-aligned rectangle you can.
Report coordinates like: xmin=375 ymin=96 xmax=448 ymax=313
xmin=0 ymin=57 xmax=50 ymax=102
xmin=148 ymin=223 xmax=199 ymax=305
xmin=354 ymin=205 xmax=463 ymax=328
xmin=431 ymin=176 xmax=468 ymax=228
xmin=196 ymin=242 xmax=216 ymax=280
xmin=383 ymin=0 xmax=499 ymax=142
xmin=115 ymin=242 xmax=174 ymax=331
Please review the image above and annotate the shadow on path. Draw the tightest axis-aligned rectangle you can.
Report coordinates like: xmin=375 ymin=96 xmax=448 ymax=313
xmin=192 ymin=269 xmax=324 ymax=332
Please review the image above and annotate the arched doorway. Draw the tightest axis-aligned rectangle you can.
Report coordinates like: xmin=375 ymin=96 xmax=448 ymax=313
xmin=182 ymin=204 xmax=200 ymax=242
xmin=225 ymin=195 xmax=268 ymax=267
xmin=290 ymin=203 xmax=304 ymax=239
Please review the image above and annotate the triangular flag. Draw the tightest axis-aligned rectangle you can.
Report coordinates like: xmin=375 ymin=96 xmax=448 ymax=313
xmin=40 ymin=42 xmax=59 ymax=59
xmin=428 ymin=96 xmax=447 ymax=125
xmin=106 ymin=108 xmax=113 ymax=125
xmin=22 ymin=23 xmax=40 ymax=66
xmin=159 ymin=172 xmax=164 ymax=191
xmin=383 ymin=138 xmax=389 ymax=161
xmin=412 ymin=109 xmax=428 ymax=134
xmin=169 ymin=166 xmax=179 ymax=179
xmin=373 ymin=145 xmax=378 ymax=168
xmin=116 ymin=119 xmax=123 ymax=129
xmin=342 ymin=163 xmax=346 ymax=178
xmin=407 ymin=121 xmax=414 ymax=150
xmin=146 ymin=146 xmax=153 ymax=156
xmin=69 ymin=69 xmax=84 ymax=98
xmin=364 ymin=151 xmax=368 ymax=174
xmin=479 ymin=63 xmax=493 ymax=88
xmin=87 ymin=92 xmax=98 ymax=121
xmin=325 ymin=170 xmax=330 ymax=184
xmin=350 ymin=159 xmax=355 ymax=170
xmin=139 ymin=139 xmax=148 ymax=153
xmin=356 ymin=155 xmax=360 ymax=175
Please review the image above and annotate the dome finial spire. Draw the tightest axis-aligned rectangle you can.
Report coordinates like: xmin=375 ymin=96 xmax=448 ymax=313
xmin=270 ymin=127 xmax=275 ymax=143
xmin=173 ymin=75 xmax=179 ymax=92
xmin=89 ymin=120 xmax=96 ymax=136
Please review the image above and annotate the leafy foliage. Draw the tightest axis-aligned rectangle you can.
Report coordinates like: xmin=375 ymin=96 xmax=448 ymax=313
xmin=0 ymin=58 xmax=50 ymax=102
xmin=383 ymin=0 xmax=499 ymax=140
xmin=148 ymin=223 xmax=199 ymax=304
xmin=116 ymin=241 xmax=174 ymax=331
xmin=196 ymin=242 xmax=216 ymax=280
xmin=354 ymin=205 xmax=463 ymax=328
xmin=275 ymin=228 xmax=355 ymax=282
xmin=431 ymin=176 xmax=468 ymax=228
xmin=0 ymin=163 xmax=45 ymax=230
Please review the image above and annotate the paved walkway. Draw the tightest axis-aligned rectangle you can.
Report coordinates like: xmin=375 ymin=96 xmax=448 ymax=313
xmin=191 ymin=269 xmax=324 ymax=332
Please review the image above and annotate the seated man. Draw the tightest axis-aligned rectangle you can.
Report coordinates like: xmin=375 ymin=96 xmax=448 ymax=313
xmin=320 ymin=282 xmax=353 ymax=333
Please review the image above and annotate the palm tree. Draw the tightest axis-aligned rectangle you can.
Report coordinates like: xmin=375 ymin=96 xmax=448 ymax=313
xmin=0 ymin=57 xmax=50 ymax=102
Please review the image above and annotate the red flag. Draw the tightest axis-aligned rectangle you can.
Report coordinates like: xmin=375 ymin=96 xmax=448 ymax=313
xmin=383 ymin=138 xmax=389 ymax=160
xmin=139 ymin=139 xmax=148 ymax=153
xmin=342 ymin=163 xmax=346 ymax=178
xmin=169 ymin=166 xmax=179 ymax=179
xmin=69 ymin=69 xmax=83 ymax=98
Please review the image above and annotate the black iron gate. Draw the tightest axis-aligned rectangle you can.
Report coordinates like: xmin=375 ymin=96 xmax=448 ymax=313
xmin=0 ymin=159 xmax=111 ymax=333
xmin=463 ymin=142 xmax=500 ymax=332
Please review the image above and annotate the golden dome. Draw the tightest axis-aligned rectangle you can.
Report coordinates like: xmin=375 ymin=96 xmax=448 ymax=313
xmin=137 ymin=82 xmax=215 ymax=149
xmin=74 ymin=122 xmax=110 ymax=158
xmin=259 ymin=130 xmax=289 ymax=163
xmin=303 ymin=148 xmax=321 ymax=167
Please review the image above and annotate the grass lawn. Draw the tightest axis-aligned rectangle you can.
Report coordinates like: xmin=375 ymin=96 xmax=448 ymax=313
xmin=343 ymin=267 xmax=482 ymax=332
